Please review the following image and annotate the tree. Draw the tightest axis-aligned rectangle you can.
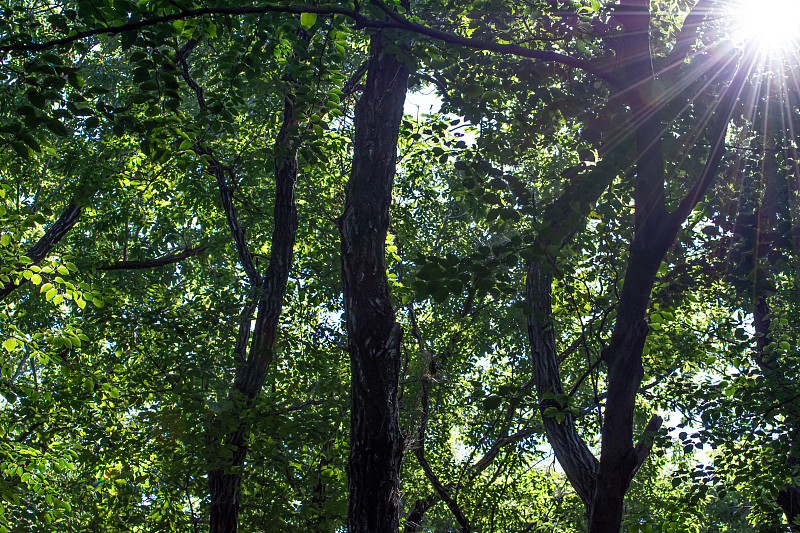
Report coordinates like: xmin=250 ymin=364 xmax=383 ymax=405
xmin=339 ymin=30 xmax=408 ymax=533
xmin=2 ymin=1 xmax=800 ymax=533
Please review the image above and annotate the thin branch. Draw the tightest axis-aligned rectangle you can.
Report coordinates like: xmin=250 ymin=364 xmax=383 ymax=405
xmin=97 ymin=245 xmax=206 ymax=270
xmin=471 ymin=427 xmax=535 ymax=475
xmin=175 ymin=37 xmax=206 ymax=109
xmin=415 ymin=373 xmax=471 ymax=533
xmin=200 ymin=147 xmax=262 ymax=288
xmin=414 ymin=72 xmax=447 ymax=95
xmin=1 ymin=2 xmax=624 ymax=88
xmin=631 ymin=414 xmax=663 ymax=478
xmin=367 ymin=0 xmax=624 ymax=87
xmin=271 ymin=398 xmax=324 ymax=416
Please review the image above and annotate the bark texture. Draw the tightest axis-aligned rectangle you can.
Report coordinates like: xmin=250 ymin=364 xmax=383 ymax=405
xmin=524 ymin=145 xmax=627 ymax=508
xmin=339 ymin=32 xmax=408 ymax=533
xmin=208 ymin=95 xmax=298 ymax=533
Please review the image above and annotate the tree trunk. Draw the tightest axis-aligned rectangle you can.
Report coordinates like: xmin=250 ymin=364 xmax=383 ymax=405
xmin=527 ymin=262 xmax=598 ymax=508
xmin=587 ymin=237 xmax=663 ymax=531
xmin=779 ymin=482 xmax=800 ymax=531
xmin=339 ymin=32 xmax=408 ymax=533
xmin=208 ymin=95 xmax=298 ymax=533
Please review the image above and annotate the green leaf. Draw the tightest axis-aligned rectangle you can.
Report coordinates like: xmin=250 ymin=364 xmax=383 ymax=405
xmin=3 ymin=338 xmax=16 ymax=352
xmin=481 ymin=396 xmax=503 ymax=410
xmin=12 ymin=142 xmax=31 ymax=158
xmin=300 ymin=12 xmax=317 ymax=29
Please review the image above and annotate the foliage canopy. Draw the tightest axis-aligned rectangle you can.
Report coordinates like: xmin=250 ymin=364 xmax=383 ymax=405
xmin=1 ymin=1 xmax=800 ymax=532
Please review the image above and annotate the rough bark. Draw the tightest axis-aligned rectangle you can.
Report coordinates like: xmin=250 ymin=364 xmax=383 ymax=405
xmin=208 ymin=94 xmax=298 ymax=533
xmin=527 ymin=263 xmax=598 ymax=508
xmin=339 ymin=32 xmax=408 ymax=533
xmin=523 ymin=133 xmax=632 ymax=499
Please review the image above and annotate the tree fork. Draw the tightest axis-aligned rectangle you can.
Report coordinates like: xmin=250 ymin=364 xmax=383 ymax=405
xmin=208 ymin=93 xmax=299 ymax=533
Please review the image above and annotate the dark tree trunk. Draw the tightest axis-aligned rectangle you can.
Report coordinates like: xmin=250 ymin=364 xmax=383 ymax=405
xmin=779 ymin=482 xmax=800 ymax=531
xmin=524 ymin=4 xmax=749 ymax=530
xmin=584 ymin=15 xmax=748 ymax=531
xmin=339 ymin=32 xmax=408 ymax=533
xmin=587 ymin=237 xmax=663 ymax=531
xmin=208 ymin=95 xmax=298 ymax=533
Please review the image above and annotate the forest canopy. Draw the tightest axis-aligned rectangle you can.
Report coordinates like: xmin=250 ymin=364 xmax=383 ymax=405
xmin=1 ymin=0 xmax=800 ymax=532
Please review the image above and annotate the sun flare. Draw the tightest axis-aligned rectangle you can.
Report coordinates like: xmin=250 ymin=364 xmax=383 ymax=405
xmin=731 ymin=0 xmax=800 ymax=52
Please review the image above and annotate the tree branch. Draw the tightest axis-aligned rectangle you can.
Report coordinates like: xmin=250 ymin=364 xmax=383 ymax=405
xmin=367 ymin=0 xmax=623 ymax=87
xmin=0 ymin=200 xmax=82 ymax=301
xmin=666 ymin=0 xmax=716 ymax=69
xmin=200 ymin=147 xmax=262 ymax=288
xmin=415 ymin=373 xmax=471 ymax=533
xmin=1 ymin=2 xmax=624 ymax=88
xmin=471 ymin=427 xmax=535 ymax=475
xmin=175 ymin=37 xmax=206 ymax=110
xmin=271 ymin=398 xmax=325 ymax=416
xmin=404 ymin=494 xmax=437 ymax=533
xmin=527 ymin=262 xmax=599 ymax=508
xmin=666 ymin=48 xmax=752 ymax=235
xmin=631 ymin=414 xmax=663 ymax=478
xmin=98 ymin=246 xmax=206 ymax=271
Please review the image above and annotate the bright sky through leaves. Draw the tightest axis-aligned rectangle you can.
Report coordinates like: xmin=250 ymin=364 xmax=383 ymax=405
xmin=731 ymin=0 xmax=800 ymax=51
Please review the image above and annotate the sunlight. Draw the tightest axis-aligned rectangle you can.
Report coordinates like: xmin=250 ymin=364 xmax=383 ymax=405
xmin=731 ymin=0 xmax=800 ymax=51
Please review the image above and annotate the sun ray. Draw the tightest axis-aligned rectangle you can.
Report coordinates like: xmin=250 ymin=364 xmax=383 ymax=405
xmin=730 ymin=0 xmax=800 ymax=52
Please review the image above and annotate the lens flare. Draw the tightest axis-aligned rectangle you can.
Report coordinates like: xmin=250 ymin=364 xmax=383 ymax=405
xmin=732 ymin=0 xmax=800 ymax=51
